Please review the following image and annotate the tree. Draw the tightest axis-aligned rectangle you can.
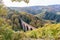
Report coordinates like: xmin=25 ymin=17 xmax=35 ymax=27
xmin=0 ymin=0 xmax=7 ymax=17
xmin=11 ymin=0 xmax=29 ymax=3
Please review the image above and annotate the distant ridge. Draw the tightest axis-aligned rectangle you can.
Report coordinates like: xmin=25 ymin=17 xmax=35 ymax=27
xmin=8 ymin=5 xmax=60 ymax=15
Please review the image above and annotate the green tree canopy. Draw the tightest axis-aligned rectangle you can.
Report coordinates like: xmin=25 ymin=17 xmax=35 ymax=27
xmin=11 ymin=0 xmax=29 ymax=3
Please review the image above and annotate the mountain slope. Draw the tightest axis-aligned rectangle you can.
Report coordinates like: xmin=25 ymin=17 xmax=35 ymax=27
xmin=35 ymin=11 xmax=60 ymax=23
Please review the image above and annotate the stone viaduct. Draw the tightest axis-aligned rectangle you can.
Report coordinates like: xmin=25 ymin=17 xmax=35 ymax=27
xmin=19 ymin=18 xmax=36 ymax=31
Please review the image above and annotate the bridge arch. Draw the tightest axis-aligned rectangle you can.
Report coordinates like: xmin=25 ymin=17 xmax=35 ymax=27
xmin=30 ymin=28 xmax=33 ymax=30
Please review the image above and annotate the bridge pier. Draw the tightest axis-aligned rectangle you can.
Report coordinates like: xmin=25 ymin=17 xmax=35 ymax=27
xmin=22 ymin=24 xmax=28 ymax=31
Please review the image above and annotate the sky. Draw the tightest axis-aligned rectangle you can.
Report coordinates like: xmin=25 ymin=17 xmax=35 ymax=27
xmin=3 ymin=0 xmax=60 ymax=7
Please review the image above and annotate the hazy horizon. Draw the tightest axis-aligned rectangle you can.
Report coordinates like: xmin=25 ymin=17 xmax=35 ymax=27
xmin=3 ymin=0 xmax=60 ymax=7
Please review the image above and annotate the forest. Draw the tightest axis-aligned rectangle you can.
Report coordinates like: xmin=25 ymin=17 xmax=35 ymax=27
xmin=0 ymin=0 xmax=60 ymax=40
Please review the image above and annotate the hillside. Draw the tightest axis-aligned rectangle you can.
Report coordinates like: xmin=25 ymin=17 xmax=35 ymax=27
xmin=35 ymin=10 xmax=60 ymax=23
xmin=7 ymin=11 xmax=47 ymax=28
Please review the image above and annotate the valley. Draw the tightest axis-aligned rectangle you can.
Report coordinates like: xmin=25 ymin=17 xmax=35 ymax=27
xmin=0 ymin=4 xmax=60 ymax=40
